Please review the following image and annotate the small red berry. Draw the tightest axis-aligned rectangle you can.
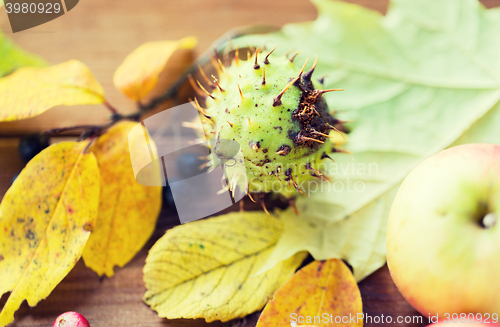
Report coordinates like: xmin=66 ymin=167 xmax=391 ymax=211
xmin=53 ymin=311 xmax=90 ymax=327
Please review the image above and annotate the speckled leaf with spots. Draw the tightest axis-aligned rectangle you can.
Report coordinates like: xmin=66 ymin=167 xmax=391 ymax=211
xmin=0 ymin=142 xmax=100 ymax=327
xmin=257 ymin=259 xmax=363 ymax=327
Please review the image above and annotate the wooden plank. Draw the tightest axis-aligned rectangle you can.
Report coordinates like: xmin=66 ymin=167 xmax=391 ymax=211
xmin=0 ymin=0 xmax=384 ymax=135
xmin=0 ymin=139 xmax=24 ymax=196
xmin=1 ymin=0 xmax=498 ymax=135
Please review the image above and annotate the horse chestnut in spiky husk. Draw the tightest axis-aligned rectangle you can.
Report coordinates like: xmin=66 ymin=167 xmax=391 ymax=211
xmin=191 ymin=46 xmax=345 ymax=209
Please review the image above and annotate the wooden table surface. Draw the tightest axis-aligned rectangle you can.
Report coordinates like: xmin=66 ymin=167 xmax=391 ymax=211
xmin=1 ymin=0 xmax=500 ymax=326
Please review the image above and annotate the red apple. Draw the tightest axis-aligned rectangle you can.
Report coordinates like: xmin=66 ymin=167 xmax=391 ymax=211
xmin=387 ymin=143 xmax=500 ymax=318
xmin=53 ymin=311 xmax=90 ymax=327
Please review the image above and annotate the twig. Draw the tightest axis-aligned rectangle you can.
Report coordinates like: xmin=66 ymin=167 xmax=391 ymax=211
xmin=43 ymin=124 xmax=107 ymax=135
xmin=103 ymin=100 xmax=119 ymax=115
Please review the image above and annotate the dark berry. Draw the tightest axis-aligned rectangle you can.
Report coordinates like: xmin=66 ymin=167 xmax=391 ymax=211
xmin=162 ymin=180 xmax=176 ymax=209
xmin=18 ymin=134 xmax=50 ymax=163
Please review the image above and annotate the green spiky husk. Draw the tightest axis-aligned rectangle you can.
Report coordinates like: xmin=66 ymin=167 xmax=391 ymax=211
xmin=196 ymin=49 xmax=342 ymax=198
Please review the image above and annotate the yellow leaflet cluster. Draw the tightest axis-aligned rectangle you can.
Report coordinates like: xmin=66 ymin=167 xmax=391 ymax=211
xmin=82 ymin=122 xmax=162 ymax=277
xmin=257 ymin=259 xmax=363 ymax=327
xmin=0 ymin=142 xmax=100 ymax=327
xmin=143 ymin=211 xmax=307 ymax=322
xmin=0 ymin=60 xmax=104 ymax=122
xmin=0 ymin=34 xmax=193 ymax=323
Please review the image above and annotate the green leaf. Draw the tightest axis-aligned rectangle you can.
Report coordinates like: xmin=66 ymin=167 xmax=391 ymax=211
xmin=0 ymin=31 xmax=47 ymax=78
xmin=237 ymin=0 xmax=500 ymax=280
xmin=259 ymin=188 xmax=396 ymax=282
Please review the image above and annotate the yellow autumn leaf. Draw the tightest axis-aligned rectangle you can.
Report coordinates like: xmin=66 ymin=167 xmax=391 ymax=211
xmin=0 ymin=142 xmax=100 ymax=327
xmin=113 ymin=36 xmax=197 ymax=101
xmin=0 ymin=60 xmax=104 ymax=122
xmin=257 ymin=259 xmax=363 ymax=327
xmin=143 ymin=211 xmax=307 ymax=322
xmin=82 ymin=121 xmax=162 ymax=277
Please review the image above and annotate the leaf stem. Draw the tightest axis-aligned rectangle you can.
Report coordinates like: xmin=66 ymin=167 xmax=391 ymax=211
xmin=103 ymin=100 xmax=119 ymax=115
xmin=82 ymin=134 xmax=97 ymax=153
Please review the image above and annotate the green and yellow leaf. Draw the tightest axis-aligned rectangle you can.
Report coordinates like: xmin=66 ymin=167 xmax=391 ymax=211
xmin=258 ymin=192 xmax=394 ymax=282
xmin=113 ymin=36 xmax=197 ymax=101
xmin=237 ymin=0 xmax=500 ymax=279
xmin=0 ymin=60 xmax=104 ymax=122
xmin=82 ymin=121 xmax=162 ymax=277
xmin=257 ymin=259 xmax=363 ymax=327
xmin=0 ymin=31 xmax=46 ymax=78
xmin=0 ymin=142 xmax=100 ymax=327
xmin=143 ymin=211 xmax=306 ymax=322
